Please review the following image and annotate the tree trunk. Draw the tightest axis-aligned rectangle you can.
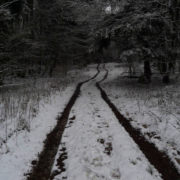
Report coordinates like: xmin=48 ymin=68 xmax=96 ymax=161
xmin=49 ymin=59 xmax=57 ymax=77
xmin=144 ymin=60 xmax=152 ymax=83
xmin=129 ymin=65 xmax=132 ymax=77
xmin=162 ymin=74 xmax=170 ymax=83
xmin=169 ymin=0 xmax=179 ymax=69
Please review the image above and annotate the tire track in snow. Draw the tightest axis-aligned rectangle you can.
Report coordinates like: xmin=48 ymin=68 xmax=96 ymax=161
xmin=51 ymin=66 xmax=162 ymax=180
xmin=26 ymin=65 xmax=100 ymax=180
xmin=97 ymin=65 xmax=180 ymax=180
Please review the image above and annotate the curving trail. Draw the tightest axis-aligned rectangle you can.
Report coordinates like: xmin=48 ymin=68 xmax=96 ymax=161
xmin=51 ymin=65 xmax=162 ymax=180
xmin=27 ymin=64 xmax=180 ymax=180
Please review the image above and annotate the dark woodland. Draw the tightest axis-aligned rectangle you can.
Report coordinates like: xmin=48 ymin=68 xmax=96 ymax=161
xmin=0 ymin=0 xmax=179 ymax=83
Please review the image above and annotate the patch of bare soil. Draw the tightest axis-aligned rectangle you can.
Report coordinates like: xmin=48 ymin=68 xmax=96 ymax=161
xmin=97 ymin=138 xmax=113 ymax=156
xmin=96 ymin=66 xmax=180 ymax=180
xmin=50 ymin=143 xmax=68 ymax=180
xmin=26 ymin=65 xmax=100 ymax=180
xmin=104 ymin=142 xmax=113 ymax=156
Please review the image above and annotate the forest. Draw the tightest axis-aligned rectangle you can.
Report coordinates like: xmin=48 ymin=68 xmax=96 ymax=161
xmin=0 ymin=1 xmax=180 ymax=180
xmin=0 ymin=0 xmax=179 ymax=82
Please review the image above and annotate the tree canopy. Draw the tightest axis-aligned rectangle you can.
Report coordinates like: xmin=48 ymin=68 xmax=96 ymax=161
xmin=0 ymin=0 xmax=179 ymax=81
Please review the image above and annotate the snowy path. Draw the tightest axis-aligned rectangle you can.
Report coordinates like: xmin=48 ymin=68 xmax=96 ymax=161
xmin=51 ymin=67 xmax=162 ymax=180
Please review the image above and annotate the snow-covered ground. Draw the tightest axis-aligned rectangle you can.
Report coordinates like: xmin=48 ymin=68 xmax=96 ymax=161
xmin=51 ymin=66 xmax=162 ymax=180
xmin=1 ymin=63 xmax=179 ymax=180
xmin=0 ymin=65 xmax=96 ymax=180
xmin=102 ymin=63 xmax=180 ymax=172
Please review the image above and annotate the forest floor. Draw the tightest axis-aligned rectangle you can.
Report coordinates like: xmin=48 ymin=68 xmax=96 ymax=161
xmin=0 ymin=63 xmax=180 ymax=180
